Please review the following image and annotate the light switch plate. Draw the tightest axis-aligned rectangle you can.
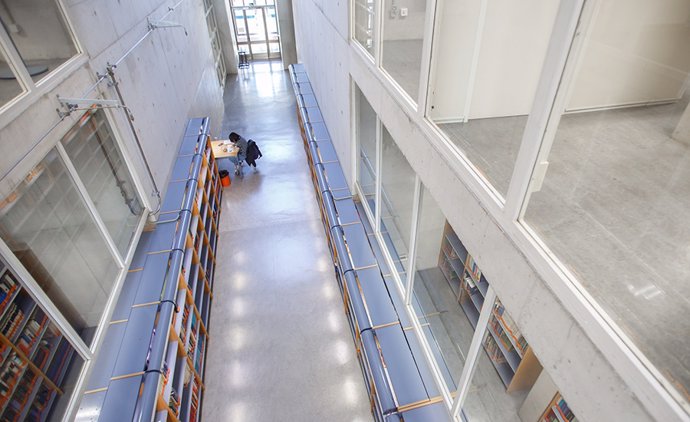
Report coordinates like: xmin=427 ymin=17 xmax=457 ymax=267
xmin=400 ymin=7 xmax=408 ymax=16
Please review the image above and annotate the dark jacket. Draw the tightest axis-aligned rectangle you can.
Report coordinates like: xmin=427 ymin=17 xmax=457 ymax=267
xmin=245 ymin=140 xmax=263 ymax=167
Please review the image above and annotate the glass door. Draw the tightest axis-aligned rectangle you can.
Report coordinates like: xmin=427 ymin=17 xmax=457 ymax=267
xmin=231 ymin=1 xmax=281 ymax=61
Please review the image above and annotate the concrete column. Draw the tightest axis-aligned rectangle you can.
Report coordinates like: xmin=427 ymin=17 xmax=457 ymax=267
xmin=213 ymin=0 xmax=239 ymax=74
xmin=277 ymin=0 xmax=298 ymax=69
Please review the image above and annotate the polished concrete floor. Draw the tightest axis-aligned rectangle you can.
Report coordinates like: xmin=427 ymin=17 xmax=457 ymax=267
xmin=201 ymin=62 xmax=372 ymax=421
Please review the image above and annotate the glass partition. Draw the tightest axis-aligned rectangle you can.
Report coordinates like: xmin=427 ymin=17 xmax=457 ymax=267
xmin=0 ymin=0 xmax=78 ymax=84
xmin=426 ymin=0 xmax=560 ymax=196
xmin=522 ymin=0 xmax=690 ymax=405
xmin=353 ymin=0 xmax=376 ymax=56
xmin=411 ymin=185 xmax=474 ymax=392
xmin=380 ymin=126 xmax=415 ymax=282
xmin=61 ymin=109 xmax=143 ymax=257
xmin=0 ymin=150 xmax=120 ymax=345
xmin=356 ymin=86 xmax=378 ymax=216
xmin=460 ymin=296 xmax=542 ymax=422
xmin=380 ymin=0 xmax=430 ymax=100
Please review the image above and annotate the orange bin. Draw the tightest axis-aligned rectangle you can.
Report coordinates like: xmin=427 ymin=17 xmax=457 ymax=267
xmin=220 ymin=170 xmax=231 ymax=187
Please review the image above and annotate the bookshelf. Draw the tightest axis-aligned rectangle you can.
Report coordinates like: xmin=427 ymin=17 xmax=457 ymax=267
xmin=0 ymin=264 xmax=76 ymax=421
xmin=437 ymin=222 xmax=542 ymax=393
xmin=541 ymin=392 xmax=578 ymax=422
xmin=76 ymin=118 xmax=221 ymax=422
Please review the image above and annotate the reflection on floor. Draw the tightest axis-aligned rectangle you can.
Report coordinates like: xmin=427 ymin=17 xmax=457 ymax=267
xmin=439 ymin=96 xmax=690 ymax=396
xmin=413 ymin=268 xmax=526 ymax=422
xmin=382 ymin=39 xmax=424 ymax=100
xmin=201 ymin=61 xmax=371 ymax=421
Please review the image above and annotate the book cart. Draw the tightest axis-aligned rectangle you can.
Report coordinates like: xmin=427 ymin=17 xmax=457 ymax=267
xmin=437 ymin=222 xmax=542 ymax=392
xmin=290 ymin=64 xmax=450 ymax=422
xmin=78 ymin=117 xmax=221 ymax=422
xmin=0 ymin=263 xmax=76 ymax=421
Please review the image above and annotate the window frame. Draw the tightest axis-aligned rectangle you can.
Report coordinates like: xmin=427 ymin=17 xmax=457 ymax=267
xmin=0 ymin=0 xmax=86 ymax=130
xmin=0 ymin=107 xmax=149 ymax=420
xmin=350 ymin=0 xmax=690 ymax=417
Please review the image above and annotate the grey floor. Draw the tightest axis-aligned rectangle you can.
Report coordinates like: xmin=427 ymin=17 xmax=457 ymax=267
xmin=440 ymin=97 xmax=690 ymax=398
xmin=201 ymin=62 xmax=372 ymax=421
xmin=382 ymin=40 xmax=424 ymax=100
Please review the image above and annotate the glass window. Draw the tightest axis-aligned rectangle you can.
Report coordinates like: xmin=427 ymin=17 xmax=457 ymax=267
xmin=381 ymin=0 xmax=430 ymax=100
xmin=356 ymin=86 xmax=377 ymax=216
xmin=61 ymin=110 xmax=144 ymax=257
xmin=0 ymin=48 xmax=24 ymax=108
xmin=522 ymin=0 xmax=690 ymax=404
xmin=411 ymin=185 xmax=476 ymax=392
xmin=380 ymin=126 xmax=415 ymax=282
xmin=426 ymin=0 xmax=560 ymax=196
xmin=0 ymin=0 xmax=78 ymax=84
xmin=460 ymin=297 xmax=541 ymax=422
xmin=0 ymin=150 xmax=121 ymax=345
xmin=353 ymin=0 xmax=375 ymax=56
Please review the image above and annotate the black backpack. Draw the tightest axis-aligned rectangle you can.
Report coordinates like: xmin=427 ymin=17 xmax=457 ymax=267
xmin=245 ymin=140 xmax=263 ymax=167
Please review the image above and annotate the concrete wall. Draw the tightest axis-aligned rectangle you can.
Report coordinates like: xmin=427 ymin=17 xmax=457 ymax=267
xmin=0 ymin=0 xmax=224 ymax=210
xmin=291 ymin=0 xmax=657 ymax=421
xmin=214 ymin=0 xmax=239 ymax=74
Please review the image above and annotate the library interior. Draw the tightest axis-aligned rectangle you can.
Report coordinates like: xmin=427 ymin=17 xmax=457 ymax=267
xmin=0 ymin=0 xmax=688 ymax=421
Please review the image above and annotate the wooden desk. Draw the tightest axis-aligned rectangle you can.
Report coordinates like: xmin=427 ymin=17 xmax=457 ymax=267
xmin=211 ymin=140 xmax=238 ymax=159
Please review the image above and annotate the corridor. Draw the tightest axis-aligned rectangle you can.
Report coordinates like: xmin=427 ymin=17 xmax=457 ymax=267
xmin=201 ymin=62 xmax=372 ymax=421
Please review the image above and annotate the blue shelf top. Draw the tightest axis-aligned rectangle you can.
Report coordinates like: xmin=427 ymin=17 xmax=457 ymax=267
xmin=160 ymin=180 xmax=188 ymax=213
xmin=307 ymin=121 xmax=330 ymax=142
xmin=294 ymin=72 xmax=310 ymax=83
xmin=315 ymin=140 xmax=338 ymax=163
xmin=322 ymin=162 xmax=348 ymax=191
xmin=110 ymin=270 xmax=143 ymax=322
xmin=334 ymin=196 xmax=359 ymax=226
xmin=376 ymin=323 xmax=433 ymax=407
xmin=300 ymin=93 xmax=318 ymax=108
xmin=296 ymin=82 xmax=314 ymax=95
xmin=304 ymin=106 xmax=324 ymax=123
xmin=85 ymin=322 xmax=127 ymax=390
xmin=342 ymin=223 xmax=377 ymax=269
xmin=171 ymin=155 xmax=194 ymax=181
xmin=133 ymin=253 xmax=169 ymax=304
xmin=99 ymin=375 xmax=143 ymax=422
xmin=291 ymin=63 xmax=306 ymax=73
xmin=111 ymin=304 xmax=157 ymax=378
xmin=355 ymin=266 xmax=398 ymax=327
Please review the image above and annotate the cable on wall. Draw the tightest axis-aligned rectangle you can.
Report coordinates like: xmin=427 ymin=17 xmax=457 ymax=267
xmin=2 ymin=0 xmax=191 ymax=217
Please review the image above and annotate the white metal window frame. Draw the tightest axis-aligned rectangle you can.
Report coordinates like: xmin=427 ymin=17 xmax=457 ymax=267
xmin=0 ymin=107 xmax=150 ymax=421
xmin=349 ymin=0 xmax=690 ymax=419
xmin=350 ymin=0 xmax=377 ymax=61
xmin=352 ymin=89 xmax=491 ymax=418
xmin=0 ymin=0 xmax=87 ymax=131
